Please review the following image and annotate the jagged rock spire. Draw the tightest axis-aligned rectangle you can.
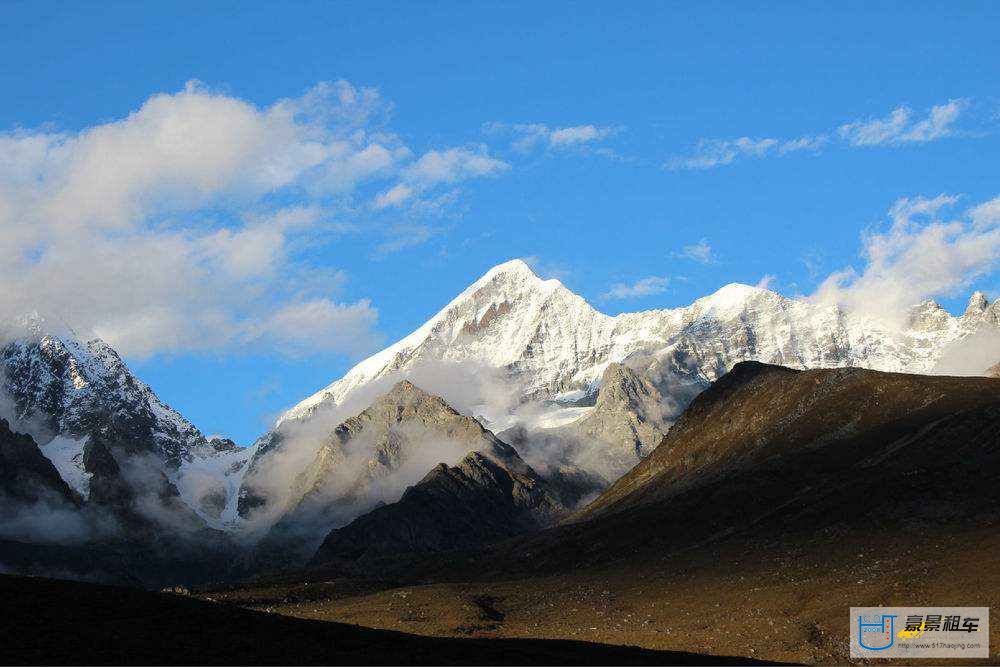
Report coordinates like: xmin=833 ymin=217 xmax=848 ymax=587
xmin=965 ymin=291 xmax=989 ymax=318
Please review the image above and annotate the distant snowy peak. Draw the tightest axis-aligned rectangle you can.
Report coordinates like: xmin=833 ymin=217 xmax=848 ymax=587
xmin=0 ymin=319 xmax=215 ymax=466
xmin=280 ymin=260 xmax=1000 ymax=430
xmin=965 ymin=291 xmax=988 ymax=315
xmin=960 ymin=291 xmax=1000 ymax=326
xmin=0 ymin=315 xmax=252 ymax=527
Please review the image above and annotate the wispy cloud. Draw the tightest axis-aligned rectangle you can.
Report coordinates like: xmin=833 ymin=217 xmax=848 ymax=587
xmin=486 ymin=122 xmax=618 ymax=154
xmin=373 ymin=183 xmax=414 ymax=209
xmin=838 ymin=100 xmax=966 ymax=146
xmin=601 ymin=275 xmax=670 ymax=300
xmin=667 ymin=99 xmax=969 ymax=171
xmin=674 ymin=238 xmax=715 ymax=264
xmin=666 ymin=136 xmax=827 ymax=170
xmin=371 ymin=223 xmax=438 ymax=259
xmin=523 ymin=255 xmax=573 ymax=282
xmin=372 ymin=145 xmax=509 ymax=210
xmin=755 ymin=274 xmax=777 ymax=290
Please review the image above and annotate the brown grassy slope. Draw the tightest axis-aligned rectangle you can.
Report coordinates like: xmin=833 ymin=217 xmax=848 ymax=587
xmin=218 ymin=521 xmax=999 ymax=665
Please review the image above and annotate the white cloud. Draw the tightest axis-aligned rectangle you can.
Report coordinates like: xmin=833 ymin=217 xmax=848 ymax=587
xmin=601 ymin=275 xmax=670 ymax=300
xmin=812 ymin=193 xmax=1000 ymax=326
xmin=371 ymin=224 xmax=436 ymax=258
xmin=487 ymin=122 xmax=617 ymax=153
xmin=755 ymin=274 xmax=777 ymax=290
xmin=0 ymin=80 xmax=470 ymax=357
xmin=522 ymin=255 xmax=572 ymax=282
xmin=666 ymin=134 xmax=829 ymax=170
xmin=2 ymin=80 xmax=406 ymax=231
xmin=373 ymin=183 xmax=415 ymax=209
xmin=778 ymin=135 xmax=829 ymax=154
xmin=373 ymin=145 xmax=508 ymax=211
xmin=667 ymin=99 xmax=969 ymax=171
xmin=666 ymin=137 xmax=780 ymax=170
xmin=970 ymin=197 xmax=1000 ymax=228
xmin=404 ymin=145 xmax=509 ymax=184
xmin=258 ymin=299 xmax=381 ymax=356
xmin=549 ymin=125 xmax=610 ymax=147
xmin=676 ymin=239 xmax=715 ymax=264
xmin=838 ymin=100 xmax=966 ymax=146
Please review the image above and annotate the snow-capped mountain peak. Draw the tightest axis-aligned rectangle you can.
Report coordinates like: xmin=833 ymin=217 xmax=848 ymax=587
xmin=278 ymin=260 xmax=1000 ymax=436
xmin=278 ymin=258 xmax=611 ymax=424
xmin=1 ymin=322 xmax=207 ymax=463
xmin=0 ymin=317 xmax=250 ymax=528
xmin=966 ymin=291 xmax=989 ymax=316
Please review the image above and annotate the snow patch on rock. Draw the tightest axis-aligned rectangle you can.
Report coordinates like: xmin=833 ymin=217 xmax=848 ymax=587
xmin=38 ymin=435 xmax=91 ymax=499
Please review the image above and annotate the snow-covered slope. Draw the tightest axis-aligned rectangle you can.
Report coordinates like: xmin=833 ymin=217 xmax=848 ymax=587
xmin=279 ymin=259 xmax=616 ymax=423
xmin=280 ymin=259 xmax=1000 ymax=431
xmin=37 ymin=435 xmax=91 ymax=499
xmin=0 ymin=314 xmax=247 ymax=526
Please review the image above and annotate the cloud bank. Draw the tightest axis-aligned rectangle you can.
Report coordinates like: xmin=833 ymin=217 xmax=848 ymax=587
xmin=812 ymin=193 xmax=1000 ymax=326
xmin=0 ymin=80 xmax=506 ymax=357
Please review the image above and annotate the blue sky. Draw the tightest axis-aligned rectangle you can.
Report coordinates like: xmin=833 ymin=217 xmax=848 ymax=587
xmin=3 ymin=1 xmax=1000 ymax=442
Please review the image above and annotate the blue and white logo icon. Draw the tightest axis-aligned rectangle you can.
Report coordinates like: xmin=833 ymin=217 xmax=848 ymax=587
xmin=858 ymin=613 xmax=896 ymax=651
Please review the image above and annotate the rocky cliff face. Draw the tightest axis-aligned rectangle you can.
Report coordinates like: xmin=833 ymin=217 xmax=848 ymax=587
xmin=0 ymin=418 xmax=79 ymax=509
xmin=243 ymin=380 xmax=560 ymax=561
xmin=0 ymin=316 xmax=250 ymax=531
xmin=243 ymin=381 xmax=508 ymax=518
xmin=578 ymin=362 xmax=666 ymax=458
xmin=499 ymin=361 xmax=678 ymax=484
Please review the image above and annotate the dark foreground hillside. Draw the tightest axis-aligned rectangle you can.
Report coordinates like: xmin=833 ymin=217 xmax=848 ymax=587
xmin=0 ymin=574 xmax=772 ymax=666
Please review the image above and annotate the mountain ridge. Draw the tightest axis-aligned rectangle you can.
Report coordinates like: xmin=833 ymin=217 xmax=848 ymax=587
xmin=247 ymin=260 xmax=1000 ymax=524
xmin=320 ymin=360 xmax=1000 ymax=584
xmin=278 ymin=260 xmax=999 ymax=433
xmin=0 ymin=317 xmax=251 ymax=530
xmin=5 ymin=260 xmax=1000 ymax=547
xmin=242 ymin=379 xmax=566 ymax=563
